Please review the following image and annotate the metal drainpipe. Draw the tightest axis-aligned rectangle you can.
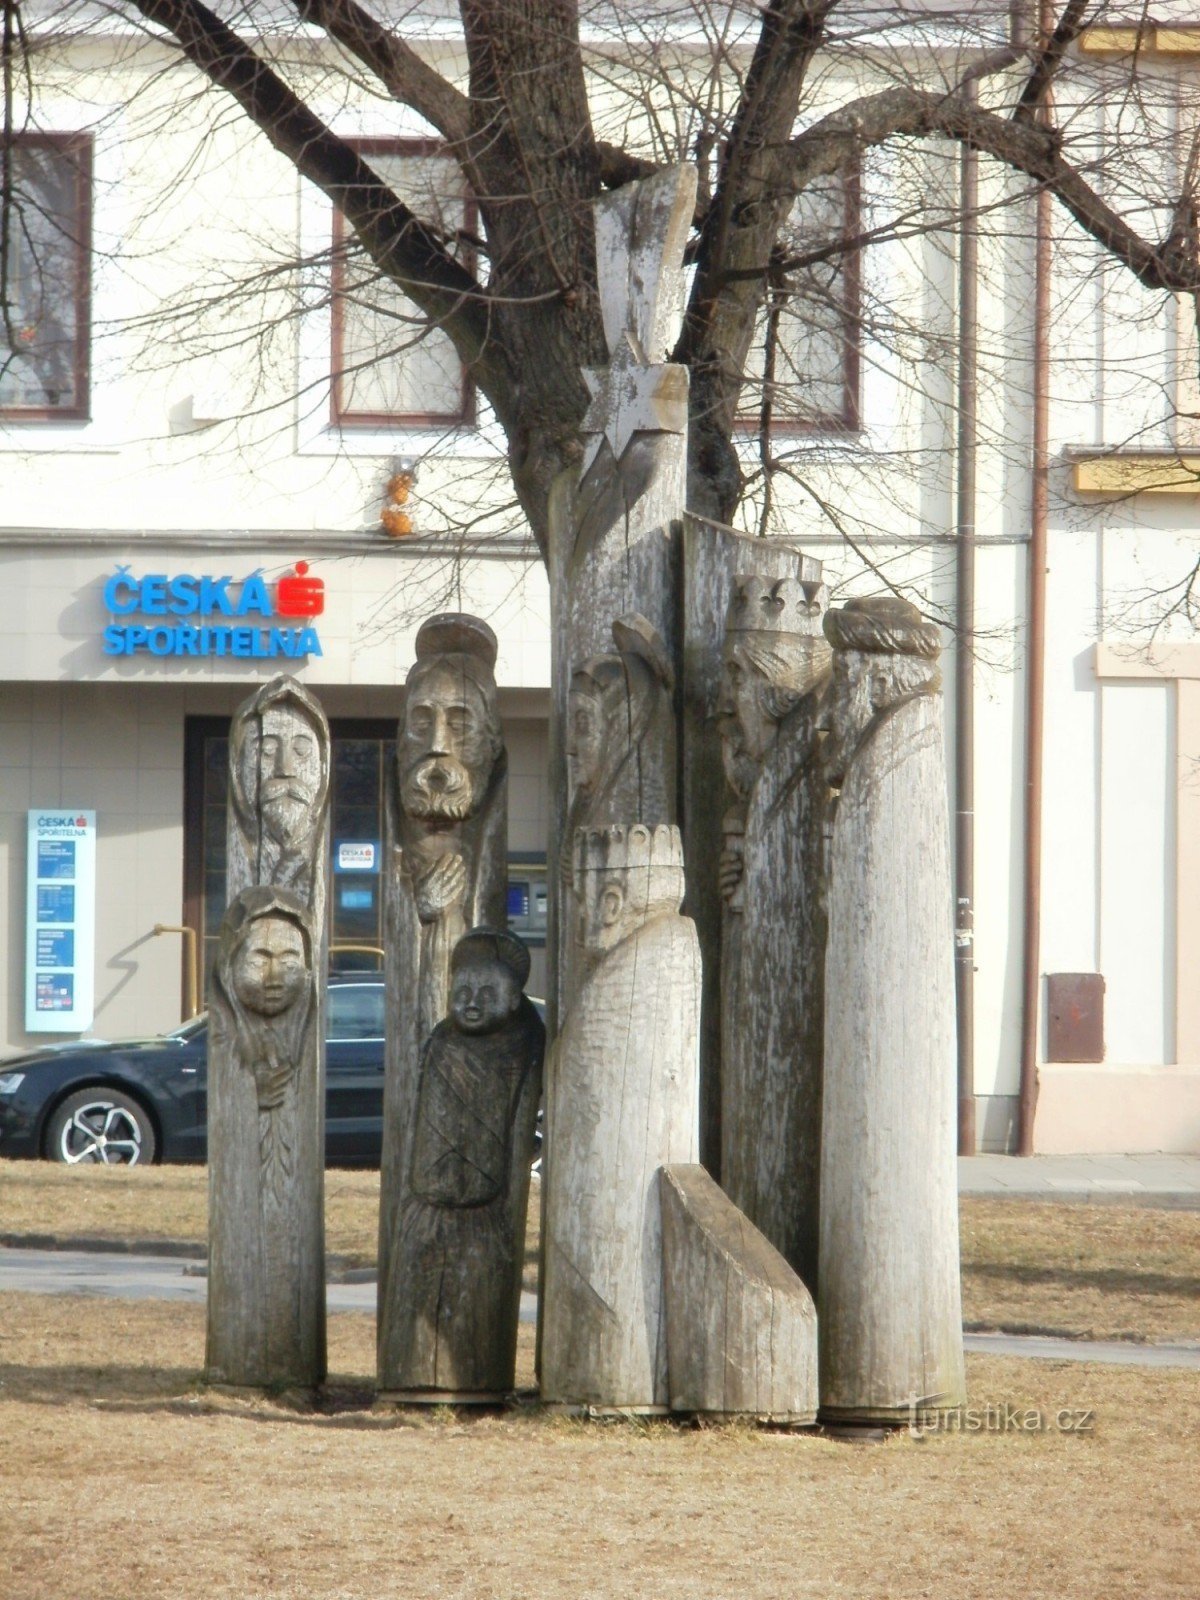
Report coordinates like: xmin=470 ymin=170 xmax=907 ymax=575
xmin=955 ymin=101 xmax=979 ymax=1157
xmin=1017 ymin=1 xmax=1053 ymax=1155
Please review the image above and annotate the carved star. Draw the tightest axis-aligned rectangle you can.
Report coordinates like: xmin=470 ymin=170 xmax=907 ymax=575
xmin=581 ymin=332 xmax=688 ymax=470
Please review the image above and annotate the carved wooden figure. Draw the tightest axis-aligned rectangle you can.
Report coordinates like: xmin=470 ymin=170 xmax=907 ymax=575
xmin=558 ymin=613 xmax=676 ymax=1006
xmin=717 ymin=573 xmax=831 ymax=1292
xmin=206 ymin=887 xmax=325 ymax=1388
xmin=378 ymin=613 xmax=508 ymax=1386
xmin=379 ymin=929 xmax=545 ymax=1400
xmin=228 ymin=674 xmax=332 ymax=939
xmin=541 ymin=825 xmax=700 ymax=1411
xmin=818 ymin=597 xmax=966 ymax=1423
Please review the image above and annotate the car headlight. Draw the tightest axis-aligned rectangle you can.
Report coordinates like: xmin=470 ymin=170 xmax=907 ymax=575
xmin=0 ymin=1072 xmax=26 ymax=1094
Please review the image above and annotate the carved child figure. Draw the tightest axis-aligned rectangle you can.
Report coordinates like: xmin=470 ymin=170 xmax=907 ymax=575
xmin=380 ymin=928 xmax=544 ymax=1400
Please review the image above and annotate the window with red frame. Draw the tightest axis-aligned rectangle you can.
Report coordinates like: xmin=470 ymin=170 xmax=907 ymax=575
xmin=331 ymin=141 xmax=474 ymax=427
xmin=739 ymin=166 xmax=861 ymax=432
xmin=1 ymin=133 xmax=92 ymax=421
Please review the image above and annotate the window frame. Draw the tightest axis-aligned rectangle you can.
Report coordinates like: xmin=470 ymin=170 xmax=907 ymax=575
xmin=736 ymin=162 xmax=862 ymax=436
xmin=0 ymin=131 xmax=93 ymax=424
xmin=329 ymin=136 xmax=476 ymax=431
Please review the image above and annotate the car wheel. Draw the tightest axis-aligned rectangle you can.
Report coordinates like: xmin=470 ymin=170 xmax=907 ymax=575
xmin=45 ymin=1088 xmax=157 ymax=1166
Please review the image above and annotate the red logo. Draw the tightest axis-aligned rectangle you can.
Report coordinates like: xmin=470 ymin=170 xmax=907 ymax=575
xmin=75 ymin=816 xmax=86 ymax=827
xmin=275 ymin=562 xmax=325 ymax=619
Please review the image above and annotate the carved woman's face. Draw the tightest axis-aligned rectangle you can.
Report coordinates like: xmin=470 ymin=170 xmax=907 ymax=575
xmin=450 ymin=956 xmax=521 ymax=1035
xmin=231 ymin=916 xmax=308 ymax=1017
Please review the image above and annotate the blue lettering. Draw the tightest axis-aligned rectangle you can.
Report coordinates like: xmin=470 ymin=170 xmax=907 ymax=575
xmin=127 ymin=626 xmax=148 ymax=651
xmin=103 ymin=571 xmax=139 ymax=615
xmin=177 ymin=627 xmax=200 ymax=656
xmin=269 ymin=628 xmax=294 ymax=658
xmin=231 ymin=627 xmax=253 ymax=657
xmin=147 ymin=626 xmax=173 ymax=656
xmin=237 ymin=574 xmax=271 ymax=618
xmin=141 ymin=576 xmax=168 ymax=615
xmin=102 ymin=625 xmax=126 ymax=655
xmin=168 ymin=575 xmax=198 ymax=615
xmin=298 ymin=628 xmax=322 ymax=658
xmin=210 ymin=626 xmax=231 ymax=656
xmin=199 ymin=577 xmax=234 ymax=616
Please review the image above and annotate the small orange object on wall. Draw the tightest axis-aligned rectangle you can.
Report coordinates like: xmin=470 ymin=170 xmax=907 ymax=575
xmin=381 ymin=470 xmax=415 ymax=537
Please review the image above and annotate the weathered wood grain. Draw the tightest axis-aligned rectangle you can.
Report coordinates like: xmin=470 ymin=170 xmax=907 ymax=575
xmin=679 ymin=520 xmax=822 ymax=1174
xmin=207 ymin=678 xmax=330 ymax=1391
xmin=377 ymin=616 xmax=508 ymax=1390
xmin=541 ymin=826 xmax=700 ymax=1410
xmin=379 ymin=929 xmax=544 ymax=1401
xmin=818 ymin=600 xmax=965 ymax=1422
xmin=660 ymin=1164 xmax=818 ymax=1423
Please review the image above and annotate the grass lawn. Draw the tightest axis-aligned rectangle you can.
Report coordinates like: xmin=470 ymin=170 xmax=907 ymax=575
xmin=0 ymin=1292 xmax=1195 ymax=1599
xmin=3 ymin=1162 xmax=1198 ymax=1342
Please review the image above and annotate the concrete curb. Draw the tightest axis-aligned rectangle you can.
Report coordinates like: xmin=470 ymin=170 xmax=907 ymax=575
xmin=0 ymin=1233 xmax=374 ymax=1281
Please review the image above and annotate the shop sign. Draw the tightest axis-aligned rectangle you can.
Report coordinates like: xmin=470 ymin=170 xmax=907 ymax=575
xmin=25 ymin=810 xmax=96 ymax=1033
xmin=101 ymin=562 xmax=325 ymax=659
xmin=336 ymin=842 xmax=377 ymax=873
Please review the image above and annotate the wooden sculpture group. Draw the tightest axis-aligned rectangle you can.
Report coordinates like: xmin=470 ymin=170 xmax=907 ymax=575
xmin=204 ymin=164 xmax=965 ymax=1428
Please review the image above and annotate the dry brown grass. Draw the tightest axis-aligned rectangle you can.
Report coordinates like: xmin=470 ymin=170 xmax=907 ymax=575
xmin=4 ymin=1164 xmax=1198 ymax=1342
xmin=0 ymin=1291 xmax=1195 ymax=1600
xmin=960 ymin=1197 xmax=1200 ymax=1343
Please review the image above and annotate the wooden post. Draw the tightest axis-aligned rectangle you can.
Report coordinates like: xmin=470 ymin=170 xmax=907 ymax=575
xmin=377 ymin=614 xmax=509 ymax=1390
xmin=378 ymin=929 xmax=544 ymax=1401
xmin=716 ymin=572 xmax=830 ymax=1293
xmin=818 ymin=599 xmax=965 ymax=1423
xmin=660 ymin=1164 xmax=817 ymax=1423
xmin=541 ymin=825 xmax=699 ymax=1410
xmin=207 ymin=676 xmax=330 ymax=1390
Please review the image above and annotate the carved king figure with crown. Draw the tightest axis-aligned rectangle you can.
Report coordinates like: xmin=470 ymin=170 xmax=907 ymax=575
xmin=717 ymin=572 xmax=831 ymax=1293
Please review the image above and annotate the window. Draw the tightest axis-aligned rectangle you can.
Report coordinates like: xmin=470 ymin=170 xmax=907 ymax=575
xmin=331 ymin=140 xmax=473 ymax=427
xmin=739 ymin=167 xmax=860 ymax=432
xmin=327 ymin=984 xmax=386 ymax=1041
xmin=0 ymin=134 xmax=91 ymax=420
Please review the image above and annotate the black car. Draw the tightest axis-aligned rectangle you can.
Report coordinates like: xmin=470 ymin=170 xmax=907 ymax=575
xmin=0 ymin=973 xmax=386 ymax=1167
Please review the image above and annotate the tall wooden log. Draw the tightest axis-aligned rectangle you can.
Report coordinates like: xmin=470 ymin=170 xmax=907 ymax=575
xmin=818 ymin=598 xmax=966 ymax=1423
xmin=660 ymin=1164 xmax=817 ymax=1423
xmin=379 ymin=929 xmax=544 ymax=1401
xmin=679 ymin=520 xmax=823 ymax=1174
xmin=207 ymin=676 xmax=330 ymax=1390
xmin=546 ymin=166 xmax=696 ymax=1032
xmin=377 ymin=614 xmax=508 ymax=1390
xmin=206 ymin=887 xmax=324 ymax=1388
xmin=541 ymin=825 xmax=700 ymax=1410
xmin=717 ymin=573 xmax=830 ymax=1292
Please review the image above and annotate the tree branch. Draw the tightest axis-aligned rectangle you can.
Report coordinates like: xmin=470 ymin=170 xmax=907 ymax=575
xmin=1013 ymin=0 xmax=1092 ymax=124
xmin=787 ymin=86 xmax=1200 ymax=294
xmin=286 ymin=0 xmax=470 ymax=150
xmin=128 ymin=0 xmax=502 ymax=386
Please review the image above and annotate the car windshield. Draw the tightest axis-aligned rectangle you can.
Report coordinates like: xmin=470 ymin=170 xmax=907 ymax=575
xmin=164 ymin=1014 xmax=208 ymax=1041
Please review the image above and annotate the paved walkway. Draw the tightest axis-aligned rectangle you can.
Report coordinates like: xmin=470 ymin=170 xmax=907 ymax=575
xmin=959 ymin=1153 xmax=1200 ymax=1206
xmin=3 ymin=1246 xmax=1197 ymax=1370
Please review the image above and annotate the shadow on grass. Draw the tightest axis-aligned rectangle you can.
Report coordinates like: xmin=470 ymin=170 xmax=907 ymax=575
xmin=963 ymin=1261 xmax=1200 ymax=1299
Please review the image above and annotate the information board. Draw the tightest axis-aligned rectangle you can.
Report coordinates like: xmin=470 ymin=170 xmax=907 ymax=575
xmin=26 ymin=810 xmax=96 ymax=1032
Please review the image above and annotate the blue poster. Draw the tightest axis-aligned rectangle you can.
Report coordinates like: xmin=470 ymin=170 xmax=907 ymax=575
xmin=36 ymin=973 xmax=75 ymax=1011
xmin=339 ymin=887 xmax=374 ymax=911
xmin=36 ymin=928 xmax=74 ymax=967
xmin=37 ymin=839 xmax=76 ymax=879
xmin=37 ymin=884 xmax=75 ymax=924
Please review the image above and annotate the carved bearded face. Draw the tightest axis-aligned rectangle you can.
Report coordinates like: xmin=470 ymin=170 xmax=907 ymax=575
xmin=251 ymin=705 xmax=322 ymax=850
xmin=450 ymin=955 xmax=522 ymax=1035
xmin=230 ymin=914 xmax=308 ymax=1017
xmin=400 ymin=661 xmax=499 ymax=822
xmin=825 ymin=647 xmax=936 ymax=786
xmin=718 ymin=634 xmax=824 ymax=795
